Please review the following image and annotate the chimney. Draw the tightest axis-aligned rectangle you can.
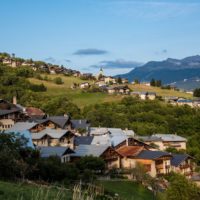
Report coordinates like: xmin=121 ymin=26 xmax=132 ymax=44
xmin=13 ymin=96 xmax=17 ymax=105
xmin=79 ymin=120 xmax=81 ymax=124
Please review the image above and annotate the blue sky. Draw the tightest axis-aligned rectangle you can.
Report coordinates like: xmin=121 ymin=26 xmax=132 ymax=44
xmin=1 ymin=0 xmax=200 ymax=75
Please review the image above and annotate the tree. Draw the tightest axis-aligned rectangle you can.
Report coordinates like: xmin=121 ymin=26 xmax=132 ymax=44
xmin=150 ymin=78 xmax=156 ymax=86
xmin=193 ymin=88 xmax=200 ymax=97
xmin=161 ymin=173 xmax=200 ymax=200
xmin=117 ymin=77 xmax=122 ymax=84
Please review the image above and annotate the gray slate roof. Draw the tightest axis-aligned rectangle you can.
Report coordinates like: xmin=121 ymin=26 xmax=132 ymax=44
xmin=72 ymin=144 xmax=109 ymax=157
xmin=49 ymin=116 xmax=70 ymax=128
xmin=38 ymin=146 xmax=74 ymax=158
xmin=0 ymin=109 xmax=21 ymax=116
xmin=139 ymin=134 xmax=187 ymax=142
xmin=153 ymin=134 xmax=187 ymax=142
xmin=136 ymin=150 xmax=171 ymax=160
xmin=171 ymin=154 xmax=192 ymax=167
xmin=71 ymin=119 xmax=90 ymax=130
xmin=74 ymin=136 xmax=94 ymax=146
xmin=31 ymin=128 xmax=69 ymax=139
xmin=90 ymin=127 xmax=134 ymax=137
xmin=7 ymin=122 xmax=37 ymax=132
xmin=91 ymin=134 xmax=127 ymax=147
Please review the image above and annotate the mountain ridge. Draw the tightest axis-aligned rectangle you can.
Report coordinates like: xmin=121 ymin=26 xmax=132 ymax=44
xmin=115 ymin=55 xmax=200 ymax=86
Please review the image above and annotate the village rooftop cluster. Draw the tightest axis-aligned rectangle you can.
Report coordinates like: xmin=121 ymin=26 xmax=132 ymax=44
xmin=0 ymin=98 xmax=199 ymax=187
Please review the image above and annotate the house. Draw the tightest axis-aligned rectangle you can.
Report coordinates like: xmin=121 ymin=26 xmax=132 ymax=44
xmin=70 ymin=144 xmax=121 ymax=169
xmin=134 ymin=150 xmax=172 ymax=177
xmin=0 ymin=109 xmax=23 ymax=130
xmin=89 ymin=127 xmax=134 ymax=137
xmin=31 ymin=128 xmax=74 ymax=149
xmin=121 ymin=78 xmax=129 ymax=84
xmin=171 ymin=154 xmax=193 ymax=177
xmin=116 ymin=146 xmax=145 ymax=169
xmin=176 ymin=99 xmax=193 ymax=107
xmin=80 ymin=82 xmax=90 ymax=89
xmin=71 ymin=119 xmax=90 ymax=134
xmin=131 ymin=91 xmax=156 ymax=100
xmin=104 ymin=77 xmax=117 ymax=84
xmin=30 ymin=116 xmax=72 ymax=132
xmin=25 ymin=107 xmax=46 ymax=120
xmin=191 ymin=174 xmax=200 ymax=187
xmin=107 ymin=85 xmax=130 ymax=95
xmin=38 ymin=146 xmax=74 ymax=163
xmin=138 ymin=134 xmax=187 ymax=151
xmin=95 ymin=81 xmax=107 ymax=87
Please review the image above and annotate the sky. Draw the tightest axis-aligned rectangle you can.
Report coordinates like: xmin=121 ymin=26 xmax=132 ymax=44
xmin=0 ymin=0 xmax=200 ymax=75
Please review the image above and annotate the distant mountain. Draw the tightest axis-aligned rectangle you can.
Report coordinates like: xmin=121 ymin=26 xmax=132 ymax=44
xmin=116 ymin=55 xmax=200 ymax=88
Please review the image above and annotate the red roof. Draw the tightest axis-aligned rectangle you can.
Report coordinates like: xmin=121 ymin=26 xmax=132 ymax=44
xmin=116 ymin=146 xmax=144 ymax=157
xmin=26 ymin=107 xmax=45 ymax=116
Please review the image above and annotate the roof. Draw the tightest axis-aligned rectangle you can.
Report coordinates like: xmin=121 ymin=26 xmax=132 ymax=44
xmin=71 ymin=119 xmax=90 ymax=130
xmin=136 ymin=150 xmax=172 ymax=160
xmin=72 ymin=144 xmax=109 ymax=157
xmin=31 ymin=128 xmax=70 ymax=140
xmin=116 ymin=146 xmax=144 ymax=157
xmin=38 ymin=146 xmax=74 ymax=158
xmin=49 ymin=116 xmax=70 ymax=128
xmin=0 ymin=109 xmax=21 ymax=116
xmin=26 ymin=107 xmax=45 ymax=116
xmin=177 ymin=99 xmax=193 ymax=103
xmin=153 ymin=134 xmax=187 ymax=142
xmin=171 ymin=154 xmax=192 ymax=167
xmin=90 ymin=127 xmax=133 ymax=136
xmin=74 ymin=136 xmax=94 ymax=146
xmin=6 ymin=122 xmax=37 ymax=132
xmin=91 ymin=134 xmax=128 ymax=147
xmin=3 ymin=130 xmax=34 ymax=148
xmin=139 ymin=134 xmax=187 ymax=142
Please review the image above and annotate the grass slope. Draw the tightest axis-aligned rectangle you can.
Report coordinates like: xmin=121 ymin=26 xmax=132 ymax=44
xmin=100 ymin=180 xmax=154 ymax=200
xmin=28 ymin=74 xmax=192 ymax=108
xmin=0 ymin=181 xmax=71 ymax=200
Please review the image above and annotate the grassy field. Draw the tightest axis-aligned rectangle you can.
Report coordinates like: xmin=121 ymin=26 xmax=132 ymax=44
xmin=99 ymin=180 xmax=154 ymax=200
xmin=0 ymin=181 xmax=72 ymax=200
xmin=0 ymin=180 xmax=154 ymax=200
xmin=28 ymin=74 xmax=192 ymax=108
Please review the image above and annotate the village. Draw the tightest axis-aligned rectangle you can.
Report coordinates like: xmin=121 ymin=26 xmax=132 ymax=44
xmin=1 ymin=53 xmax=199 ymax=108
xmin=0 ymin=97 xmax=200 ymax=188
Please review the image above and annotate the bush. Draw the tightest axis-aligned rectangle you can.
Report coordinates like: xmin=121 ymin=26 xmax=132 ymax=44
xmin=53 ymin=77 xmax=63 ymax=85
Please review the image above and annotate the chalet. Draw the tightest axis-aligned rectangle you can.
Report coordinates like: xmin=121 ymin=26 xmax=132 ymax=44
xmin=38 ymin=146 xmax=74 ymax=163
xmin=107 ymin=85 xmax=130 ymax=95
xmin=171 ymin=154 xmax=194 ymax=177
xmin=104 ymin=77 xmax=116 ymax=84
xmin=70 ymin=144 xmax=121 ymax=168
xmin=134 ymin=150 xmax=172 ymax=177
xmin=95 ymin=81 xmax=107 ymax=87
xmin=2 ymin=58 xmax=20 ymax=68
xmin=121 ymin=78 xmax=129 ymax=84
xmin=25 ymin=107 xmax=46 ymax=120
xmin=176 ymin=99 xmax=193 ymax=107
xmin=138 ymin=134 xmax=187 ymax=151
xmin=71 ymin=119 xmax=90 ymax=134
xmin=31 ymin=128 xmax=74 ymax=149
xmin=89 ymin=127 xmax=134 ymax=137
xmin=0 ymin=109 xmax=23 ymax=130
xmin=131 ymin=91 xmax=156 ymax=100
xmin=30 ymin=116 xmax=72 ymax=132
xmin=80 ymin=82 xmax=90 ymax=89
